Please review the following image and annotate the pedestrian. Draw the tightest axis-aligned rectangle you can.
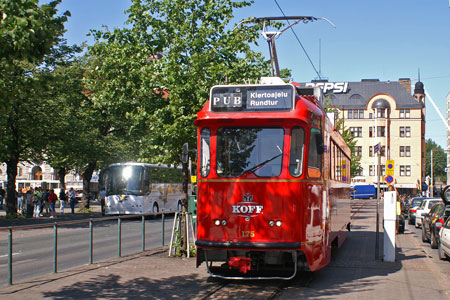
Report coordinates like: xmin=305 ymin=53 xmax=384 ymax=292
xmin=0 ymin=186 xmax=5 ymax=209
xmin=48 ymin=189 xmax=57 ymax=218
xmin=17 ymin=188 xmax=23 ymax=214
xmin=69 ymin=187 xmax=76 ymax=214
xmin=42 ymin=188 xmax=49 ymax=216
xmin=33 ymin=187 xmax=42 ymax=217
xmin=25 ymin=188 xmax=34 ymax=218
xmin=59 ymin=189 xmax=67 ymax=214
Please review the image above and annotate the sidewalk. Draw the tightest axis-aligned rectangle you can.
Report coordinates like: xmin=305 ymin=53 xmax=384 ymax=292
xmin=0 ymin=200 xmax=449 ymax=299
xmin=0 ymin=202 xmax=103 ymax=228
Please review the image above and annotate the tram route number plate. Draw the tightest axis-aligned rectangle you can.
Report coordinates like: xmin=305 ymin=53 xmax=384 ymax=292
xmin=210 ymin=85 xmax=294 ymax=112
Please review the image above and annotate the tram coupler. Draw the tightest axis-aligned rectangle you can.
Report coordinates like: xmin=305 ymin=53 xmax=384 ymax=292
xmin=228 ymin=257 xmax=251 ymax=274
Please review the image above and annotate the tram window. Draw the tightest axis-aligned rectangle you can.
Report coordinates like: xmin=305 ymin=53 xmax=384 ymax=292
xmin=200 ymin=128 xmax=211 ymax=177
xmin=289 ymin=127 xmax=305 ymax=177
xmin=216 ymin=127 xmax=283 ymax=177
xmin=308 ymin=128 xmax=323 ymax=178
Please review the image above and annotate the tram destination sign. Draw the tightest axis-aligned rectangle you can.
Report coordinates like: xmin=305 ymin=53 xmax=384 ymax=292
xmin=210 ymin=84 xmax=294 ymax=112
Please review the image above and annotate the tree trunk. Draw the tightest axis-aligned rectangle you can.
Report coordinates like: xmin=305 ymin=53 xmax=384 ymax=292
xmin=5 ymin=158 xmax=18 ymax=215
xmin=81 ymin=162 xmax=96 ymax=209
xmin=57 ymin=167 xmax=66 ymax=191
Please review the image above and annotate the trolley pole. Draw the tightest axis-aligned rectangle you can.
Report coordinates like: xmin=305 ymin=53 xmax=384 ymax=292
xmin=375 ymin=146 xmax=381 ymax=260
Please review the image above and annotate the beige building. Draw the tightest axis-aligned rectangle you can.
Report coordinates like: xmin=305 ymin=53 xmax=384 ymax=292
xmin=303 ymin=78 xmax=426 ymax=194
xmin=0 ymin=162 xmax=85 ymax=193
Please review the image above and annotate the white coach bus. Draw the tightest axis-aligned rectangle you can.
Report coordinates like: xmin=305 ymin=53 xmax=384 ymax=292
xmin=100 ymin=162 xmax=187 ymax=215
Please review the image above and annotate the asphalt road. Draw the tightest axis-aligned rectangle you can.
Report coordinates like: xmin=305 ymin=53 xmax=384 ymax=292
xmin=0 ymin=216 xmax=175 ymax=286
xmin=405 ymin=220 xmax=450 ymax=279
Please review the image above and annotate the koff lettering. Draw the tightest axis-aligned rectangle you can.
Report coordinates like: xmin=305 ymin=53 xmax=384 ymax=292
xmin=232 ymin=205 xmax=264 ymax=214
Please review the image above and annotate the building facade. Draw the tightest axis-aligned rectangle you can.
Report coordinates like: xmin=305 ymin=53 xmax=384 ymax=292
xmin=303 ymin=78 xmax=426 ymax=194
xmin=0 ymin=162 xmax=84 ymax=193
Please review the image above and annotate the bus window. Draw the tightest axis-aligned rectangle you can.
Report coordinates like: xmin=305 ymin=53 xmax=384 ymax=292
xmin=200 ymin=128 xmax=211 ymax=177
xmin=289 ymin=127 xmax=305 ymax=177
xmin=308 ymin=128 xmax=323 ymax=178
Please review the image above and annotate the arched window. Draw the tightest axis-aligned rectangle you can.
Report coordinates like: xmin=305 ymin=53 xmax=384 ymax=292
xmin=32 ymin=166 xmax=43 ymax=180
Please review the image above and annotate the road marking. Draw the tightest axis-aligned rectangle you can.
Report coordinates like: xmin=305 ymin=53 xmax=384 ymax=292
xmin=0 ymin=252 xmax=21 ymax=258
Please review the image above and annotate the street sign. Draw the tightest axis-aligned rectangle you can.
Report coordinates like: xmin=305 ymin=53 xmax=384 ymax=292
xmin=386 ymin=160 xmax=394 ymax=176
xmin=385 ymin=175 xmax=394 ymax=184
xmin=374 ymin=143 xmax=380 ymax=154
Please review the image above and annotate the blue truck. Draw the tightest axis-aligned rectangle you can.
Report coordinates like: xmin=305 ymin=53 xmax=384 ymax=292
xmin=351 ymin=184 xmax=376 ymax=199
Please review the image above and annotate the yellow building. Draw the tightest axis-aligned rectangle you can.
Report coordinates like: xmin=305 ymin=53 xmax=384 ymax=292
xmin=303 ymin=78 xmax=426 ymax=195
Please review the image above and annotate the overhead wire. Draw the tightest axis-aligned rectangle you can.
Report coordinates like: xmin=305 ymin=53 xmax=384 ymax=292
xmin=273 ymin=0 xmax=322 ymax=79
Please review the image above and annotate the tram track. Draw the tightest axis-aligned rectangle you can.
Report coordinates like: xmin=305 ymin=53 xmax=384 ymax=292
xmin=199 ymin=271 xmax=314 ymax=300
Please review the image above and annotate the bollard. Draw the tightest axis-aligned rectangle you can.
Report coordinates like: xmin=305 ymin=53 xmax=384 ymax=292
xmin=118 ymin=217 xmax=122 ymax=257
xmin=8 ymin=228 xmax=12 ymax=285
xmin=53 ymin=223 xmax=58 ymax=273
xmin=142 ymin=215 xmax=145 ymax=251
xmin=162 ymin=213 xmax=165 ymax=246
xmin=89 ymin=219 xmax=93 ymax=264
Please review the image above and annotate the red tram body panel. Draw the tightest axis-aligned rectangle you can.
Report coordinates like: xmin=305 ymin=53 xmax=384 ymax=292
xmin=194 ymin=79 xmax=351 ymax=279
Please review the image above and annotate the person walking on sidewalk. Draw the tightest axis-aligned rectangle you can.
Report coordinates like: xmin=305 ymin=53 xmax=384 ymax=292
xmin=48 ymin=189 xmax=57 ymax=218
xmin=69 ymin=188 xmax=76 ymax=214
xmin=59 ymin=189 xmax=67 ymax=214
xmin=0 ymin=186 xmax=5 ymax=209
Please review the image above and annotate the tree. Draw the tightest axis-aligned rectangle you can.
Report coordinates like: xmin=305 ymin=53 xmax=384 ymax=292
xmin=0 ymin=0 xmax=69 ymax=215
xmin=425 ymin=139 xmax=447 ymax=184
xmin=85 ymin=0 xmax=269 ymax=256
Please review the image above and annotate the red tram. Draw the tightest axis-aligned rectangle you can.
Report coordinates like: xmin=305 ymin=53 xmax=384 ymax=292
xmin=194 ymin=77 xmax=351 ymax=279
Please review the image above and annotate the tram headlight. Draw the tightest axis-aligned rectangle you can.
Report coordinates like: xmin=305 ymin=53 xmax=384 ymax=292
xmin=214 ymin=219 xmax=221 ymax=226
xmin=221 ymin=219 xmax=227 ymax=226
xmin=268 ymin=220 xmax=275 ymax=227
xmin=275 ymin=220 xmax=282 ymax=227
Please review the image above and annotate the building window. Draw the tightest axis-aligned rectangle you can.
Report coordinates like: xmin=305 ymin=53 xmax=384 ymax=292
xmin=17 ymin=167 xmax=22 ymax=177
xmin=400 ymin=146 xmax=405 ymax=157
xmin=369 ymin=146 xmax=373 ymax=157
xmin=348 ymin=110 xmax=353 ymax=119
xmin=369 ymin=165 xmax=375 ymax=176
xmin=369 ymin=113 xmax=373 ymax=119
xmin=359 ymin=110 xmax=364 ymax=119
xmin=380 ymin=146 xmax=386 ymax=157
xmin=400 ymin=165 xmax=411 ymax=176
xmin=405 ymin=146 xmax=410 ymax=157
xmin=377 ymin=126 xmax=385 ymax=137
xmin=377 ymin=108 xmax=386 ymax=118
xmin=400 ymin=126 xmax=411 ymax=137
xmin=400 ymin=109 xmax=410 ymax=119
xmin=355 ymin=168 xmax=363 ymax=176
xmin=350 ymin=127 xmax=362 ymax=137
xmin=355 ymin=146 xmax=362 ymax=157
xmin=369 ymin=127 xmax=374 ymax=138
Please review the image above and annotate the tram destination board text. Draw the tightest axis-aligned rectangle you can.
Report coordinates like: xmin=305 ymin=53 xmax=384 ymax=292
xmin=210 ymin=85 xmax=294 ymax=112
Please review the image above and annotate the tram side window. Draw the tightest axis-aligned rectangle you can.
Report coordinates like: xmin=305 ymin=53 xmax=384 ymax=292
xmin=289 ymin=127 xmax=305 ymax=177
xmin=308 ymin=128 xmax=323 ymax=178
xmin=200 ymin=128 xmax=211 ymax=177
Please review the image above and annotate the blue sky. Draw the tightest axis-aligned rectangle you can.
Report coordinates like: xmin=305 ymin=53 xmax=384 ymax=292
xmin=49 ymin=0 xmax=450 ymax=149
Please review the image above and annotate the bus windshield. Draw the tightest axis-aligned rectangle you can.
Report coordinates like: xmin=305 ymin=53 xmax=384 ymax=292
xmin=105 ymin=165 xmax=145 ymax=196
xmin=216 ymin=127 xmax=284 ymax=177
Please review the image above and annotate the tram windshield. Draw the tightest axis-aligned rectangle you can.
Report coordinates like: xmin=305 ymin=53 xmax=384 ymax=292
xmin=216 ymin=127 xmax=284 ymax=177
xmin=104 ymin=165 xmax=146 ymax=196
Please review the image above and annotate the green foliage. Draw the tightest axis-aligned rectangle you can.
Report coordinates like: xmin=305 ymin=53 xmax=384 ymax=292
xmin=338 ymin=119 xmax=362 ymax=177
xmin=0 ymin=0 xmax=69 ymax=215
xmin=85 ymin=0 xmax=269 ymax=165
xmin=425 ymin=139 xmax=447 ymax=183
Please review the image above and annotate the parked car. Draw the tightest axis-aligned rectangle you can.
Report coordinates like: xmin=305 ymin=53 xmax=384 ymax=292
xmin=421 ymin=202 xmax=447 ymax=248
xmin=408 ymin=197 xmax=431 ymax=225
xmin=438 ymin=185 xmax=450 ymax=260
xmin=415 ymin=198 xmax=442 ymax=228
xmin=439 ymin=216 xmax=450 ymax=260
